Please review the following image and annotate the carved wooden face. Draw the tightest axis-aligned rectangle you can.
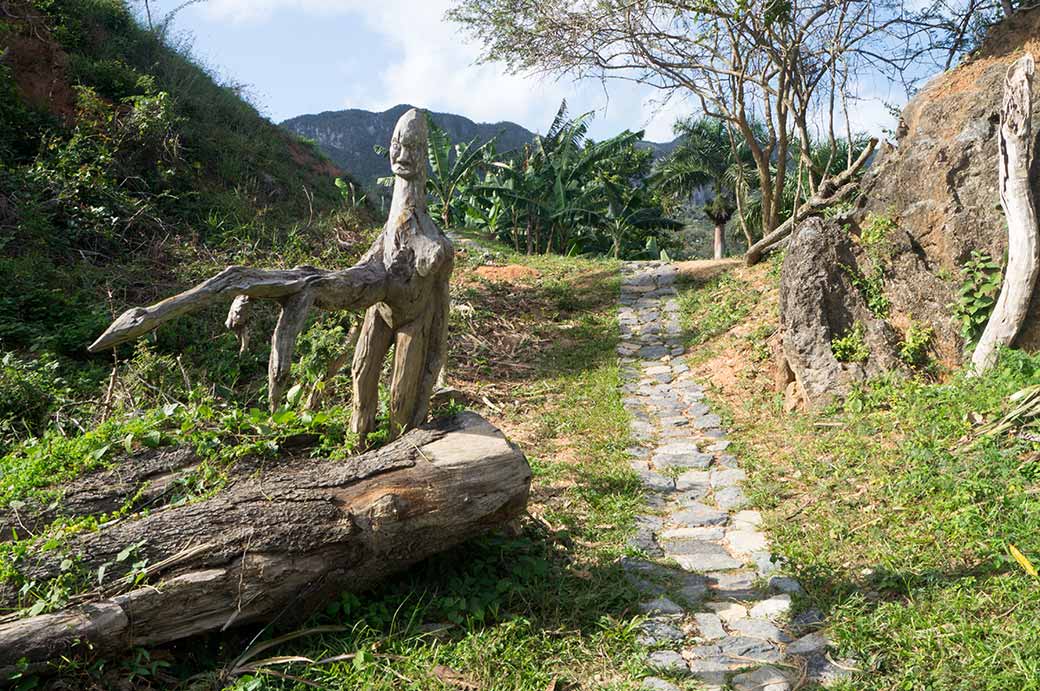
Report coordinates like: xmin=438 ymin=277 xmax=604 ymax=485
xmin=389 ymin=109 xmax=428 ymax=182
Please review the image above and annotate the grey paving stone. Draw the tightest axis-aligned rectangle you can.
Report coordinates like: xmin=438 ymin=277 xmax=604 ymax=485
xmin=711 ymin=468 xmax=747 ymax=487
xmin=716 ymin=454 xmax=741 ymax=468
xmin=749 ymin=594 xmax=792 ymax=620
xmin=726 ymin=528 xmax=769 ymax=555
xmin=671 ymin=487 xmax=713 ymax=504
xmin=687 ymin=658 xmax=743 ymax=684
xmin=638 ymin=618 xmax=686 ymax=646
xmin=641 ymin=678 xmax=681 ymax=691
xmin=692 ymin=413 xmax=722 ymax=429
xmin=654 ymin=450 xmax=713 ymax=470
xmin=803 ymin=651 xmax=855 ymax=684
xmin=638 ymin=344 xmax=670 ymax=359
xmin=687 ymin=636 xmax=781 ymax=664
xmin=753 ymin=551 xmax=781 ymax=576
xmin=646 ymin=650 xmax=689 ymax=676
xmin=670 ymin=502 xmax=728 ymax=527
xmin=661 ymin=526 xmax=725 ymax=541
xmin=787 ymin=631 xmax=828 ymax=655
xmin=674 ymin=471 xmax=711 ymax=494
xmin=730 ymin=617 xmax=791 ymax=642
xmin=693 ymin=612 xmax=727 ymax=641
xmin=705 ymin=601 xmax=748 ymax=621
xmin=714 ymin=486 xmax=749 ymax=511
xmin=639 ymin=597 xmax=684 ymax=615
xmin=790 ymin=607 xmax=825 ymax=632
xmin=731 ymin=509 xmax=763 ymax=528
xmin=769 ymin=576 xmax=804 ymax=595
xmin=731 ymin=666 xmax=791 ymax=691
xmin=638 ymin=470 xmax=675 ymax=493
xmin=628 ymin=525 xmax=663 ymax=557
xmin=663 ymin=539 xmax=742 ymax=571
xmin=687 ymin=402 xmax=711 ymax=417
xmin=707 ymin=571 xmax=762 ymax=599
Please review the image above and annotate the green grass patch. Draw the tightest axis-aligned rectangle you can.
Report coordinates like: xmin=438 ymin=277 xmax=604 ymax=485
xmin=676 ymin=271 xmax=760 ymax=346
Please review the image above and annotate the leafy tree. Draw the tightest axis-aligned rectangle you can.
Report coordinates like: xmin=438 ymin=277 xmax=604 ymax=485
xmin=449 ymin=0 xmax=902 ymax=248
xmin=470 ymin=101 xmax=675 ymax=257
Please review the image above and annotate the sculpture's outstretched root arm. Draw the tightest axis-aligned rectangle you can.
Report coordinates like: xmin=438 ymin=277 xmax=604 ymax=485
xmin=88 ymin=263 xmax=388 ymax=353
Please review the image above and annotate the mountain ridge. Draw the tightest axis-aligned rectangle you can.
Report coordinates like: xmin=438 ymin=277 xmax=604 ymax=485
xmin=281 ymin=104 xmax=680 ymax=196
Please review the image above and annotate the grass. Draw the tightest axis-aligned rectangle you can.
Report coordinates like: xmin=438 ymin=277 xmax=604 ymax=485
xmin=1 ymin=234 xmax=665 ymax=690
xmin=676 ymin=271 xmax=760 ymax=348
xmin=677 ymin=259 xmax=1040 ymax=691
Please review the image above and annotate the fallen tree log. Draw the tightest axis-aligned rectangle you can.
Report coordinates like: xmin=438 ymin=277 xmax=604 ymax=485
xmin=0 ymin=412 xmax=530 ymax=672
xmin=971 ymin=54 xmax=1038 ymax=374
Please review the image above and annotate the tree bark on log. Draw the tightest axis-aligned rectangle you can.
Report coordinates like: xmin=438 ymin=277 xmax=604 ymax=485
xmin=0 ymin=412 xmax=530 ymax=671
xmin=972 ymin=54 xmax=1038 ymax=374
xmin=744 ymin=138 xmax=877 ymax=266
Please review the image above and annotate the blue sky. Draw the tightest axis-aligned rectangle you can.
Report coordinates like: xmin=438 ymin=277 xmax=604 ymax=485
xmin=145 ymin=0 xmax=910 ymax=143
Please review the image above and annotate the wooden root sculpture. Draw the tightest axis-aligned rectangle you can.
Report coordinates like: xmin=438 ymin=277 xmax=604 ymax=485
xmin=90 ymin=108 xmax=454 ymax=440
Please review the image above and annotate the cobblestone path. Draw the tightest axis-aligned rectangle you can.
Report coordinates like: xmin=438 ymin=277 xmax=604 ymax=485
xmin=618 ymin=262 xmax=850 ymax=691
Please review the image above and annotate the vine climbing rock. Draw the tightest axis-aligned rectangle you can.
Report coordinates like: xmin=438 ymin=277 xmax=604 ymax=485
xmin=89 ymin=108 xmax=453 ymax=441
xmin=618 ymin=262 xmax=856 ymax=690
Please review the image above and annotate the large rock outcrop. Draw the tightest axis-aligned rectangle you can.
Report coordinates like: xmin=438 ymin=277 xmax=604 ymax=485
xmin=778 ymin=8 xmax=1040 ymax=406
xmin=856 ymin=8 xmax=1040 ymax=366
xmin=779 ymin=218 xmax=904 ymax=409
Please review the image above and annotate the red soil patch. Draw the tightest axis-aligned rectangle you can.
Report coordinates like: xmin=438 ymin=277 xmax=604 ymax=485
xmin=1 ymin=7 xmax=76 ymax=119
xmin=474 ymin=264 xmax=542 ymax=283
xmin=287 ymin=139 xmax=343 ymax=178
xmin=919 ymin=8 xmax=1040 ymax=108
xmin=674 ymin=258 xmax=742 ymax=282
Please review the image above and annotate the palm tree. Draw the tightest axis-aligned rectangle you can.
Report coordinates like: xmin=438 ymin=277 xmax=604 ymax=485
xmin=654 ymin=117 xmax=756 ymax=259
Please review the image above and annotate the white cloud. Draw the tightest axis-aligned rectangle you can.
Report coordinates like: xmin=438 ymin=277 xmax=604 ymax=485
xmin=174 ymin=0 xmax=913 ymax=143
xmin=186 ymin=0 xmax=662 ymax=138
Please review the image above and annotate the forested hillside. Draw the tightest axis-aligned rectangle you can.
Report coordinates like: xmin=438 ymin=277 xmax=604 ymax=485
xmin=0 ymin=0 xmax=370 ymax=448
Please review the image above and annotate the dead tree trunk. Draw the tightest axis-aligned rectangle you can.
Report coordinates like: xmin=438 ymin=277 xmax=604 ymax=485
xmin=0 ymin=412 xmax=530 ymax=672
xmin=972 ymin=55 xmax=1038 ymax=374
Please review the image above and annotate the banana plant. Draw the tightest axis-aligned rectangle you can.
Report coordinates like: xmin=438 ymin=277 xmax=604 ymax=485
xmin=425 ymin=116 xmax=498 ymax=229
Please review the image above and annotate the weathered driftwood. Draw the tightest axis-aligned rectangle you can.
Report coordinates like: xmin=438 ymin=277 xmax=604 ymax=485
xmin=972 ymin=54 xmax=1038 ymax=374
xmin=0 ymin=412 xmax=530 ymax=671
xmin=89 ymin=109 xmax=453 ymax=440
xmin=744 ymin=138 xmax=877 ymax=266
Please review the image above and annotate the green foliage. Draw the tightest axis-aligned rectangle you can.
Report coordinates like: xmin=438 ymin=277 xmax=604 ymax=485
xmin=0 ymin=353 xmax=72 ymax=449
xmin=740 ymin=351 xmax=1040 ymax=689
xmin=842 ymin=263 xmax=890 ymax=318
xmin=678 ymin=272 xmax=760 ymax=345
xmin=859 ymin=212 xmax=897 ymax=261
xmin=951 ymin=250 xmax=1003 ymax=347
xmin=899 ymin=320 xmax=934 ymax=368
xmin=465 ymin=100 xmax=678 ymax=258
xmin=831 ymin=323 xmax=869 ymax=363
